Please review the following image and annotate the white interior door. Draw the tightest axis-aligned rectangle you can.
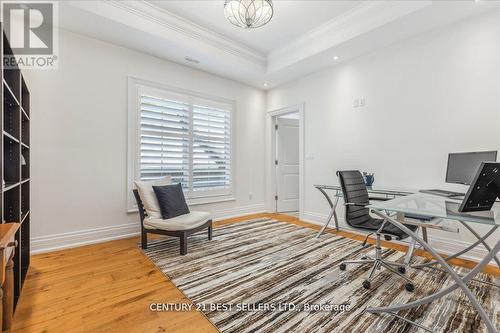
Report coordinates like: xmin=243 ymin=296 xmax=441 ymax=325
xmin=276 ymin=117 xmax=299 ymax=212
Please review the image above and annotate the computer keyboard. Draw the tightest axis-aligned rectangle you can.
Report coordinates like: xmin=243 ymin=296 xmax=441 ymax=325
xmin=419 ymin=189 xmax=465 ymax=197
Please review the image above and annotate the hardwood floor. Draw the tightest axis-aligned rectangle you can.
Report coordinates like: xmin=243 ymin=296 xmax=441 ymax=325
xmin=12 ymin=213 xmax=499 ymax=332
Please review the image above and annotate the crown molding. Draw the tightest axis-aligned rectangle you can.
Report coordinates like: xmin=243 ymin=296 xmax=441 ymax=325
xmin=110 ymin=0 xmax=266 ymax=65
xmin=267 ymin=0 xmax=432 ymax=73
xmin=68 ymin=0 xmax=266 ymax=66
xmin=62 ymin=0 xmax=493 ymax=89
xmin=67 ymin=0 xmax=432 ymax=75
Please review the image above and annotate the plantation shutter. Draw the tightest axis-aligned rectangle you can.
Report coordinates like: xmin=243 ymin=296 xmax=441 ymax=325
xmin=192 ymin=100 xmax=232 ymax=192
xmin=139 ymin=93 xmax=190 ymax=189
xmin=135 ymin=85 xmax=233 ymax=199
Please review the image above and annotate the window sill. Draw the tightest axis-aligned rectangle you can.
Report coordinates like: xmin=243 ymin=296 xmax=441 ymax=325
xmin=187 ymin=195 xmax=236 ymax=206
xmin=127 ymin=195 xmax=236 ymax=214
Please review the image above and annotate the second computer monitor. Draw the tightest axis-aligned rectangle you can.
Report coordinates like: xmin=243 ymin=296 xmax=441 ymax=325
xmin=446 ymin=151 xmax=497 ymax=185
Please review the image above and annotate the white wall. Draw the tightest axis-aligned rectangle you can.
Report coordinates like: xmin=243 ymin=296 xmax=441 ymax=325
xmin=267 ymin=11 xmax=500 ymax=260
xmin=24 ymin=29 xmax=267 ymax=253
xmin=22 ymin=10 xmax=500 ymax=259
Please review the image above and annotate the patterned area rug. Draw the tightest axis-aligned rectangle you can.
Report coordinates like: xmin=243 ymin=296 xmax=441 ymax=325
xmin=143 ymin=218 xmax=499 ymax=333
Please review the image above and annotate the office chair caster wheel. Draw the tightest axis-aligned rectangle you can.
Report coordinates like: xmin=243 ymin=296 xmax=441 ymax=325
xmin=398 ymin=266 xmax=406 ymax=274
xmin=339 ymin=263 xmax=346 ymax=271
xmin=362 ymin=280 xmax=371 ymax=289
xmin=361 ymin=256 xmax=368 ymax=260
xmin=405 ymin=283 xmax=415 ymax=292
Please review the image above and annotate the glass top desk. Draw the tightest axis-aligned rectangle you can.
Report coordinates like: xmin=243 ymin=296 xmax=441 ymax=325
xmin=313 ymin=184 xmax=415 ymax=238
xmin=368 ymin=193 xmax=500 ymax=226
xmin=366 ymin=193 xmax=500 ymax=333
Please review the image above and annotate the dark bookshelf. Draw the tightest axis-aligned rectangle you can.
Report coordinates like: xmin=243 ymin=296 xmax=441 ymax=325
xmin=1 ymin=24 xmax=30 ymax=310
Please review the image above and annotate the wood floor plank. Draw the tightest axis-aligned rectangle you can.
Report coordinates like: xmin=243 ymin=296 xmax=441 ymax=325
xmin=12 ymin=213 xmax=499 ymax=332
xmin=13 ymin=236 xmax=218 ymax=333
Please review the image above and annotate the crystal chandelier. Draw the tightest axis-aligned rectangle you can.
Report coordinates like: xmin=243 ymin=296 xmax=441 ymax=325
xmin=224 ymin=0 xmax=274 ymax=29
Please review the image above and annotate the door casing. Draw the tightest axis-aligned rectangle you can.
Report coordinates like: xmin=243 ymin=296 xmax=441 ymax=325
xmin=267 ymin=104 xmax=305 ymax=216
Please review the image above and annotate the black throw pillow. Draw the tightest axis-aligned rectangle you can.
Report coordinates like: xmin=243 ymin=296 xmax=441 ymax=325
xmin=152 ymin=183 xmax=190 ymax=219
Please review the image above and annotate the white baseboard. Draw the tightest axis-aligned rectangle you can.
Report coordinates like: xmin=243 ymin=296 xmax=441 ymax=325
xmin=31 ymin=203 xmax=267 ymax=255
xmin=31 ymin=223 xmax=141 ymax=255
xmin=301 ymin=211 xmax=494 ymax=265
xmin=212 ymin=204 xmax=266 ymax=221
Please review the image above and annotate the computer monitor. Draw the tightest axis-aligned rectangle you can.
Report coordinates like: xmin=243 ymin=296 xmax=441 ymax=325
xmin=446 ymin=151 xmax=497 ymax=185
xmin=459 ymin=162 xmax=500 ymax=212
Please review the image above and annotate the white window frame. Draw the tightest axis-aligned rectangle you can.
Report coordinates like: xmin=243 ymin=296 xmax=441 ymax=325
xmin=127 ymin=77 xmax=236 ymax=212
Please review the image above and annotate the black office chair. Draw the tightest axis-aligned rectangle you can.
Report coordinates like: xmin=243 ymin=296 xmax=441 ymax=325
xmin=337 ymin=170 xmax=418 ymax=291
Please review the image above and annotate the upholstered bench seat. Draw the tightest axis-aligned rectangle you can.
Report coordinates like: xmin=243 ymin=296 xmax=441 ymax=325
xmin=144 ymin=211 xmax=212 ymax=231
xmin=133 ymin=189 xmax=213 ymax=255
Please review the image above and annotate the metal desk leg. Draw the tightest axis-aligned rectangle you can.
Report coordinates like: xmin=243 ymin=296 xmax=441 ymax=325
xmin=413 ymin=224 xmax=499 ymax=269
xmin=459 ymin=221 xmax=500 ymax=268
xmin=369 ymin=240 xmax=500 ymax=332
xmin=422 ymin=227 xmax=428 ymax=243
xmin=316 ymin=196 xmax=339 ymax=238
xmin=332 ymin=199 xmax=339 ymax=231
xmin=396 ymin=212 xmax=417 ymax=266
xmin=369 ymin=210 xmax=498 ymax=333
xmin=404 ymin=226 xmax=428 ymax=266
xmin=404 ymin=237 xmax=417 ymax=266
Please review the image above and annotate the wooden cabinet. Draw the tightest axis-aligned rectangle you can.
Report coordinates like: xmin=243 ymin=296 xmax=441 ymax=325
xmin=0 ymin=223 xmax=19 ymax=332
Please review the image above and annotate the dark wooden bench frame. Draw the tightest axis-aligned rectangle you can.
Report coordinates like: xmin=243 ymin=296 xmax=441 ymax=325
xmin=133 ymin=190 xmax=213 ymax=255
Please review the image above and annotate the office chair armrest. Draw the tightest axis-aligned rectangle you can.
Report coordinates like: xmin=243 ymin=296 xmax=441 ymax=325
xmin=344 ymin=202 xmax=369 ymax=207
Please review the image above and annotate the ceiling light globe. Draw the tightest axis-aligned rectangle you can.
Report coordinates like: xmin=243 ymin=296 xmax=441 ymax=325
xmin=224 ymin=0 xmax=274 ymax=29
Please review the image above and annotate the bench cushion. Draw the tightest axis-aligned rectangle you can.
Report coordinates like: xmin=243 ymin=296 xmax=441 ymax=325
xmin=144 ymin=211 xmax=211 ymax=231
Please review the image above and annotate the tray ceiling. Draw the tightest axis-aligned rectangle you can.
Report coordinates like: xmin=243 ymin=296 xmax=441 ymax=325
xmin=60 ymin=0 xmax=500 ymax=89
